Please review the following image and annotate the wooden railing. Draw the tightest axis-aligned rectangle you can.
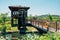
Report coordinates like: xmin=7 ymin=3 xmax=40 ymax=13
xmin=27 ymin=19 xmax=60 ymax=32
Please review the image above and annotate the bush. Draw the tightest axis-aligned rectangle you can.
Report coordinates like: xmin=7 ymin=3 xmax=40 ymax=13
xmin=1 ymin=25 xmax=6 ymax=33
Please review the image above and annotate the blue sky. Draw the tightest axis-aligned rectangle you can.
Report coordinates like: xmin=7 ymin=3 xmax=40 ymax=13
xmin=0 ymin=0 xmax=60 ymax=16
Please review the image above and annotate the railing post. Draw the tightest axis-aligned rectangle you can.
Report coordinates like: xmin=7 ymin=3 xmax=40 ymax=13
xmin=34 ymin=20 xmax=36 ymax=25
xmin=56 ymin=21 xmax=57 ymax=32
xmin=32 ymin=20 xmax=33 ymax=24
xmin=47 ymin=24 xmax=49 ymax=31
xmin=33 ymin=20 xmax=34 ymax=24
xmin=42 ymin=20 xmax=43 ymax=29
xmin=36 ymin=20 xmax=38 ymax=26
xmin=33 ymin=20 xmax=34 ymax=25
xmin=38 ymin=21 xmax=39 ymax=27
xmin=31 ymin=19 xmax=32 ymax=24
xmin=34 ymin=20 xmax=35 ymax=25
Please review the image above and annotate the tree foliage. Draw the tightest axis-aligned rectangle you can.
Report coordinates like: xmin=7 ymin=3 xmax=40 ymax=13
xmin=48 ymin=14 xmax=53 ymax=21
xmin=0 ymin=13 xmax=8 ymax=33
xmin=0 ymin=13 xmax=8 ymax=23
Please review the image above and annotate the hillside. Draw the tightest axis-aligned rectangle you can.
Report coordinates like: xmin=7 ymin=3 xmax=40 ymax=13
xmin=37 ymin=15 xmax=60 ymax=21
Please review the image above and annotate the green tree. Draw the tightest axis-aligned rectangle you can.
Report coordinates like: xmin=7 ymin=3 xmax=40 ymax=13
xmin=0 ymin=13 xmax=8 ymax=38
xmin=33 ymin=15 xmax=38 ymax=20
xmin=28 ymin=14 xmax=33 ymax=20
xmin=1 ymin=13 xmax=8 ymax=32
xmin=48 ymin=14 xmax=53 ymax=21
xmin=0 ymin=13 xmax=8 ymax=23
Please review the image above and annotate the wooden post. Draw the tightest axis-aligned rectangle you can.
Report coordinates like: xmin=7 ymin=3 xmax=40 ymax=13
xmin=42 ymin=20 xmax=43 ymax=29
xmin=30 ymin=19 xmax=32 ymax=24
xmin=56 ymin=21 xmax=57 ymax=32
xmin=33 ymin=20 xmax=34 ymax=25
xmin=31 ymin=19 xmax=32 ymax=24
xmin=38 ymin=21 xmax=39 ymax=27
xmin=35 ymin=20 xmax=36 ymax=26
xmin=34 ymin=20 xmax=35 ymax=25
xmin=32 ymin=20 xmax=33 ymax=25
xmin=47 ymin=21 xmax=49 ymax=31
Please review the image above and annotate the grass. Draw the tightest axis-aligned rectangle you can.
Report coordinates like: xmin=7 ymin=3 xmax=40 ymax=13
xmin=26 ymin=27 xmax=38 ymax=32
xmin=11 ymin=32 xmax=60 ymax=40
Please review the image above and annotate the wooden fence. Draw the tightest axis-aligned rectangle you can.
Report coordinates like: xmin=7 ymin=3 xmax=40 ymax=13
xmin=27 ymin=19 xmax=60 ymax=32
